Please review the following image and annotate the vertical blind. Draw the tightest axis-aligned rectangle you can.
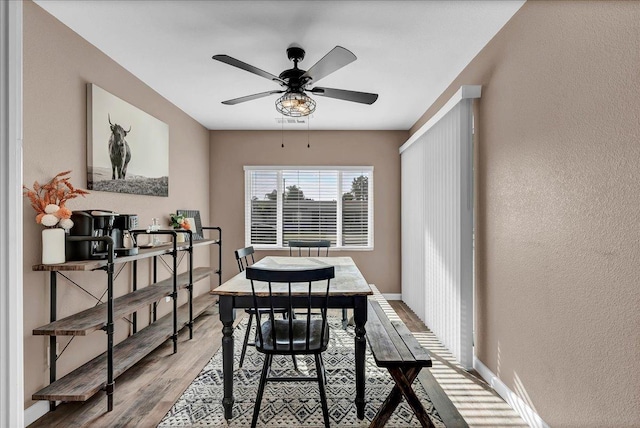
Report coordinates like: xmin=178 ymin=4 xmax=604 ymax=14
xmin=245 ymin=166 xmax=373 ymax=249
xmin=400 ymin=89 xmax=476 ymax=369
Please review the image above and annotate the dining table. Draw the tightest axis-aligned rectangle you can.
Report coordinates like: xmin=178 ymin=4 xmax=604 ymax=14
xmin=211 ymin=256 xmax=373 ymax=421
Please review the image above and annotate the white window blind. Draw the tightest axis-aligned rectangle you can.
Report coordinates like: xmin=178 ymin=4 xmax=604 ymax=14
xmin=245 ymin=166 xmax=373 ymax=249
xmin=341 ymin=171 xmax=369 ymax=247
xmin=246 ymin=170 xmax=278 ymax=245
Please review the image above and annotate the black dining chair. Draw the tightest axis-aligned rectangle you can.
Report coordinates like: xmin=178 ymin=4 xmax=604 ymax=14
xmin=246 ymin=265 xmax=335 ymax=428
xmin=288 ymin=239 xmax=331 ymax=256
xmin=235 ymin=245 xmax=255 ymax=272
xmin=288 ymin=240 xmax=348 ymax=329
xmin=234 ymin=246 xmax=297 ymax=370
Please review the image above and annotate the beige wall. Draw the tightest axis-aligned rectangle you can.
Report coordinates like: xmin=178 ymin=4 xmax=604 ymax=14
xmin=209 ymin=130 xmax=407 ymax=292
xmin=24 ymin=0 xmax=639 ymax=424
xmin=411 ymin=1 xmax=640 ymax=426
xmin=23 ymin=2 xmax=213 ymax=408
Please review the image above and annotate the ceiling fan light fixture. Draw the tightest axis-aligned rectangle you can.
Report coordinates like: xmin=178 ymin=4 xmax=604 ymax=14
xmin=275 ymin=92 xmax=316 ymax=117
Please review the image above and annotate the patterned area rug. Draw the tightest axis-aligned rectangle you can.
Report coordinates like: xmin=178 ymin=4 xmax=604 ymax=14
xmin=159 ymin=318 xmax=445 ymax=427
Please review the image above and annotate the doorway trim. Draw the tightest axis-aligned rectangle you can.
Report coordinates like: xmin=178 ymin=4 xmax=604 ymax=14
xmin=0 ymin=1 xmax=24 ymax=426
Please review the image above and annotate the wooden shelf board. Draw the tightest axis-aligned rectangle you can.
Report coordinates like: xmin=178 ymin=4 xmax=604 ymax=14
xmin=32 ymin=293 xmax=217 ymax=402
xmin=32 ymin=239 xmax=219 ymax=271
xmin=33 ymin=267 xmax=213 ymax=336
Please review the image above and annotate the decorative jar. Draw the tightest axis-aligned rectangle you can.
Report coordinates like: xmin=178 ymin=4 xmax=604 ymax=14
xmin=42 ymin=228 xmax=65 ymax=264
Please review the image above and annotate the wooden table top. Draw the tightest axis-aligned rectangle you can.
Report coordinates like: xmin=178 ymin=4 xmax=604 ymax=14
xmin=212 ymin=256 xmax=373 ymax=297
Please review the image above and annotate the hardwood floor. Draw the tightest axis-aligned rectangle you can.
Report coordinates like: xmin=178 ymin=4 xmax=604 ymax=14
xmin=388 ymin=301 xmax=528 ymax=428
xmin=30 ymin=305 xmax=225 ymax=428
xmin=30 ymin=301 xmax=527 ymax=427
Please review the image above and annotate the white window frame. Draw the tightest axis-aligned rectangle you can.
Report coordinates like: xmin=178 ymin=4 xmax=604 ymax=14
xmin=244 ymin=165 xmax=374 ymax=251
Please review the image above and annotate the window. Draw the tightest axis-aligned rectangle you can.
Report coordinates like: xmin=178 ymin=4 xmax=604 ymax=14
xmin=245 ymin=166 xmax=373 ymax=249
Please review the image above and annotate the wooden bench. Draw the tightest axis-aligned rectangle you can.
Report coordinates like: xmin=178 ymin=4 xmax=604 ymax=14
xmin=366 ymin=299 xmax=435 ymax=428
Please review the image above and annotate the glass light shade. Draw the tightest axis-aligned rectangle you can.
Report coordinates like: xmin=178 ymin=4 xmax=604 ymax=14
xmin=275 ymin=92 xmax=316 ymax=117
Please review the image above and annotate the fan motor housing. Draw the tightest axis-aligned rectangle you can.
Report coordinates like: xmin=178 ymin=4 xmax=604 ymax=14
xmin=279 ymin=68 xmax=308 ymax=90
xmin=286 ymin=46 xmax=305 ymax=62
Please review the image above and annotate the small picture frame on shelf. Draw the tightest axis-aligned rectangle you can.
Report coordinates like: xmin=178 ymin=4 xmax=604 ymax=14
xmin=176 ymin=209 xmax=203 ymax=240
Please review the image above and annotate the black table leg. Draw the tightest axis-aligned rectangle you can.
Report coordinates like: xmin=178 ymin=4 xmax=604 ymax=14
xmin=354 ymin=296 xmax=367 ymax=419
xmin=220 ymin=296 xmax=235 ymax=420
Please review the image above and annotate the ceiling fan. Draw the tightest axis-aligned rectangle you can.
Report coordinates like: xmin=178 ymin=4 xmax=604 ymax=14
xmin=212 ymin=44 xmax=378 ymax=117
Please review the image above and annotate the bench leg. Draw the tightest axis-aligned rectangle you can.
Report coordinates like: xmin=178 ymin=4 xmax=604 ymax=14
xmin=369 ymin=367 xmax=419 ymax=428
xmin=389 ymin=367 xmax=435 ymax=428
xmin=369 ymin=367 xmax=435 ymax=428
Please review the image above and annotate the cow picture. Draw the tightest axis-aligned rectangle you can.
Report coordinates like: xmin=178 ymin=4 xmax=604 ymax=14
xmin=108 ymin=114 xmax=131 ymax=179
xmin=87 ymin=83 xmax=169 ymax=196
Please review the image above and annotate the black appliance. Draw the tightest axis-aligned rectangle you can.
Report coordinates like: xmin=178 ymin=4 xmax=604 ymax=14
xmin=66 ymin=211 xmax=141 ymax=260
xmin=113 ymin=214 xmax=139 ymax=256
xmin=66 ymin=210 xmax=118 ymax=261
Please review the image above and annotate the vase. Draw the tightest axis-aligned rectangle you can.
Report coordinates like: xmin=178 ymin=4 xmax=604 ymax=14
xmin=175 ymin=230 xmax=185 ymax=243
xmin=42 ymin=228 xmax=66 ymax=264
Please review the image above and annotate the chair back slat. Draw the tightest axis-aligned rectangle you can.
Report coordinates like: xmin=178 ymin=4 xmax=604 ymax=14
xmin=321 ymin=274 xmax=331 ymax=344
xmin=250 ymin=275 xmax=264 ymax=347
xmin=234 ymin=246 xmax=255 ymax=272
xmin=288 ymin=284 xmax=294 ymax=352
xmin=246 ymin=265 xmax=335 ymax=353
xmin=267 ymin=281 xmax=277 ymax=351
xmin=306 ymin=280 xmax=312 ymax=350
xmin=288 ymin=240 xmax=331 ymax=257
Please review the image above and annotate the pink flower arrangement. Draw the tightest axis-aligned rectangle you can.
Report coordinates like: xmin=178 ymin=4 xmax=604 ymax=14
xmin=23 ymin=170 xmax=89 ymax=230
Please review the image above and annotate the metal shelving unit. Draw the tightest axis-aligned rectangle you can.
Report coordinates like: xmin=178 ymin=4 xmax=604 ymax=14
xmin=31 ymin=227 xmax=222 ymax=412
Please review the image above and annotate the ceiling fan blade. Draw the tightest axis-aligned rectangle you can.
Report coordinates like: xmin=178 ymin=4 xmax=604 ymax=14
xmin=310 ymin=87 xmax=378 ymax=105
xmin=213 ymin=54 xmax=285 ymax=84
xmin=302 ymin=46 xmax=356 ymax=83
xmin=222 ymin=90 xmax=284 ymax=105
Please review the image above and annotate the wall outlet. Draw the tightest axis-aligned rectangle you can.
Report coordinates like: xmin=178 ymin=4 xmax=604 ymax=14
xmin=165 ymin=296 xmax=171 ymax=303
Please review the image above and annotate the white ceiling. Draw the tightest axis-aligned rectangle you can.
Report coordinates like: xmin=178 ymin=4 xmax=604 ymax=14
xmin=34 ymin=1 xmax=525 ymax=131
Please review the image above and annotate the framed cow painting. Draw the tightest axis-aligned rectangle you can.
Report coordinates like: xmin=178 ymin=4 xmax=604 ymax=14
xmin=87 ymin=83 xmax=169 ymax=196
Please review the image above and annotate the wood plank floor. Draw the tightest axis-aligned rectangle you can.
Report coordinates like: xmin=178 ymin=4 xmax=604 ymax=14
xmin=30 ymin=302 xmax=528 ymax=427
xmin=30 ymin=305 xmax=225 ymax=428
xmin=388 ymin=301 xmax=528 ymax=428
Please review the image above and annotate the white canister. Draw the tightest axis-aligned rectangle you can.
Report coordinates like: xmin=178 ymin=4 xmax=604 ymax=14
xmin=42 ymin=228 xmax=66 ymax=264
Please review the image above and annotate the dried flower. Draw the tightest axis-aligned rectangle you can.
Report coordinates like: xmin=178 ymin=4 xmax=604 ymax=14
xmin=41 ymin=214 xmax=59 ymax=227
xmin=44 ymin=204 xmax=59 ymax=214
xmin=23 ymin=171 xmax=89 ymax=230
xmin=59 ymin=218 xmax=74 ymax=230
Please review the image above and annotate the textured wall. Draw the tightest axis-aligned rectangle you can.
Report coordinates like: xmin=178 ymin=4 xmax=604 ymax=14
xmin=411 ymin=1 xmax=640 ymax=426
xmin=209 ymin=130 xmax=407 ymax=294
xmin=23 ymin=1 xmax=212 ymax=408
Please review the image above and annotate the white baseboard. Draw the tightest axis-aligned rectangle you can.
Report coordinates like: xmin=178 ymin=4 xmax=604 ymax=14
xmin=24 ymin=401 xmax=53 ymax=427
xmin=382 ymin=293 xmax=401 ymax=300
xmin=473 ymin=357 xmax=549 ymax=428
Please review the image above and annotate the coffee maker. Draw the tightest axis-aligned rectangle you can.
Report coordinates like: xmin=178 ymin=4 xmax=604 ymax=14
xmin=113 ymin=214 xmax=139 ymax=256
xmin=66 ymin=210 xmax=119 ymax=260
xmin=67 ymin=211 xmax=141 ymax=260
